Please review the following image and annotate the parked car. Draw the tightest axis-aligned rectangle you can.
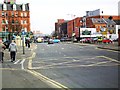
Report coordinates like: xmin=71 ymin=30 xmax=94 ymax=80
xmin=92 ymin=37 xmax=98 ymax=43
xmin=97 ymin=37 xmax=103 ymax=43
xmin=60 ymin=37 xmax=67 ymax=42
xmin=48 ymin=39 xmax=54 ymax=44
xmin=85 ymin=38 xmax=93 ymax=43
xmin=102 ymin=39 xmax=113 ymax=43
xmin=80 ymin=38 xmax=86 ymax=43
xmin=80 ymin=38 xmax=93 ymax=43
xmin=53 ymin=39 xmax=60 ymax=43
xmin=37 ymin=37 xmax=43 ymax=43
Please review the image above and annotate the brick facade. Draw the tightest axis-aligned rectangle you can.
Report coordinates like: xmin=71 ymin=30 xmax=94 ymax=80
xmin=55 ymin=15 xmax=120 ymax=40
xmin=0 ymin=2 xmax=30 ymax=33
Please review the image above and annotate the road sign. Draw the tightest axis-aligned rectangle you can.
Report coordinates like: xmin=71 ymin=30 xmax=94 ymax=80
xmin=21 ymin=30 xmax=26 ymax=35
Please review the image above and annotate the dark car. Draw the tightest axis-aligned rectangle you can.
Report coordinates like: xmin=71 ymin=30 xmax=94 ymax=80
xmin=3 ymin=40 xmax=10 ymax=49
xmin=48 ymin=39 xmax=54 ymax=44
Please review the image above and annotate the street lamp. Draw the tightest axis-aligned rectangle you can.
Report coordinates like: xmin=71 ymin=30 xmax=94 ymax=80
xmin=21 ymin=29 xmax=26 ymax=54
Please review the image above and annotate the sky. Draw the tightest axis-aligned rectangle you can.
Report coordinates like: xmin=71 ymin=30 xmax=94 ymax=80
xmin=2 ymin=0 xmax=119 ymax=35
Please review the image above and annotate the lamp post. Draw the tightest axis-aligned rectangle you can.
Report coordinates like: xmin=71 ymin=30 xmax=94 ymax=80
xmin=21 ymin=30 xmax=25 ymax=54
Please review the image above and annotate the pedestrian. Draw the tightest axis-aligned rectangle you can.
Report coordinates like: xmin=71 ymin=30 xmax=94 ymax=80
xmin=9 ymin=40 xmax=17 ymax=62
xmin=27 ymin=39 xmax=30 ymax=48
xmin=0 ymin=40 xmax=6 ymax=63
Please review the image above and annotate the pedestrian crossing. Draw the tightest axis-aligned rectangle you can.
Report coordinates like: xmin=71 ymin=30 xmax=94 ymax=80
xmin=1 ymin=59 xmax=26 ymax=64
xmin=1 ymin=59 xmax=26 ymax=70
xmin=13 ymin=59 xmax=25 ymax=64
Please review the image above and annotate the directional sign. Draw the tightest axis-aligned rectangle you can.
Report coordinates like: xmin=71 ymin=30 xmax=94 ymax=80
xmin=21 ymin=30 xmax=26 ymax=35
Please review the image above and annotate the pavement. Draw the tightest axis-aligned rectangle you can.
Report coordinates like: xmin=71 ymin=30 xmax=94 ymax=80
xmin=3 ymin=43 xmax=37 ymax=62
xmin=79 ymin=41 xmax=120 ymax=51
xmin=97 ymin=42 xmax=120 ymax=51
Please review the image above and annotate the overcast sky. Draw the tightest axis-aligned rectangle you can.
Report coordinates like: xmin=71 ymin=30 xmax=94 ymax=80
xmin=6 ymin=0 xmax=120 ymax=35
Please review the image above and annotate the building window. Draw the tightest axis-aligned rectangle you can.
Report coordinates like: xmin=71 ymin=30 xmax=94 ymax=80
xmin=2 ymin=19 xmax=5 ymax=24
xmin=2 ymin=27 xmax=5 ymax=31
xmin=21 ymin=13 xmax=23 ymax=17
xmin=11 ymin=12 xmax=14 ymax=17
xmin=112 ymin=25 xmax=114 ymax=27
xmin=15 ymin=12 xmax=18 ymax=17
xmin=12 ymin=19 xmax=14 ymax=24
xmin=6 ymin=12 xmax=8 ymax=16
xmin=6 ymin=20 xmax=8 ymax=24
xmin=24 ymin=13 xmax=27 ymax=17
xmin=21 ymin=20 xmax=23 ymax=24
xmin=16 ymin=20 xmax=19 ymax=24
xmin=23 ymin=20 xmax=27 ymax=24
xmin=107 ymin=25 xmax=110 ymax=27
xmin=2 ymin=12 xmax=5 ymax=16
xmin=13 ymin=4 xmax=16 ymax=11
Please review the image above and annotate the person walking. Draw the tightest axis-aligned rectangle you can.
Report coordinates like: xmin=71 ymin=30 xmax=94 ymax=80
xmin=9 ymin=40 xmax=17 ymax=62
xmin=27 ymin=39 xmax=30 ymax=48
xmin=0 ymin=40 xmax=6 ymax=63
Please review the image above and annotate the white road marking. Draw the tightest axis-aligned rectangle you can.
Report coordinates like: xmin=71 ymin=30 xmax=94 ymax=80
xmin=61 ymin=48 xmax=64 ymax=50
xmin=20 ymin=59 xmax=25 ymax=70
xmin=14 ymin=60 xmax=20 ymax=64
xmin=20 ymin=59 xmax=26 ymax=64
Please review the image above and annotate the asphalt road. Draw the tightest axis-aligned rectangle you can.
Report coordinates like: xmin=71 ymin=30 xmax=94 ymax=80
xmin=32 ymin=42 xmax=119 ymax=88
xmin=1 ymin=42 xmax=120 ymax=89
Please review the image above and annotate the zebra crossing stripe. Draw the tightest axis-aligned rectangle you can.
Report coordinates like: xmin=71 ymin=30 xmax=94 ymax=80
xmin=20 ymin=59 xmax=25 ymax=64
xmin=14 ymin=59 xmax=26 ymax=65
xmin=14 ymin=60 xmax=20 ymax=64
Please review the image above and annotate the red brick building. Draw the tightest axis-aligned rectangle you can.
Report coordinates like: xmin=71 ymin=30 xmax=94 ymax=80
xmin=55 ymin=8 xmax=120 ymax=41
xmin=67 ymin=17 xmax=82 ymax=38
xmin=0 ymin=0 xmax=30 ymax=39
